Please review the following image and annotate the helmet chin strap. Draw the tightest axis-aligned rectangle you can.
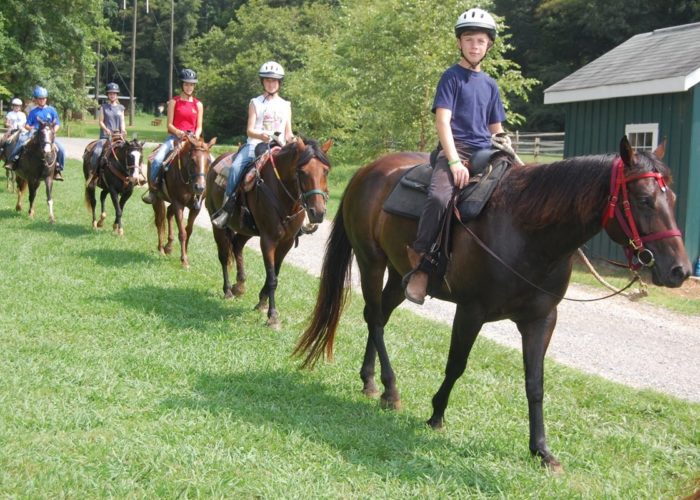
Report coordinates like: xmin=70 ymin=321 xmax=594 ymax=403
xmin=460 ymin=49 xmax=484 ymax=70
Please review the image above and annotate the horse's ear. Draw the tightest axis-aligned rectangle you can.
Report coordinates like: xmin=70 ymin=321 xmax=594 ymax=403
xmin=139 ymin=140 xmax=146 ymax=148
xmin=208 ymin=137 xmax=217 ymax=148
xmin=620 ymin=135 xmax=636 ymax=165
xmin=653 ymin=138 xmax=666 ymax=160
xmin=295 ymin=136 xmax=306 ymax=153
xmin=321 ymin=138 xmax=333 ymax=154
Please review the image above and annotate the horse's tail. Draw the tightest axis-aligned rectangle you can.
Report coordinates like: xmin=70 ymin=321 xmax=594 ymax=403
xmin=293 ymin=200 xmax=353 ymax=369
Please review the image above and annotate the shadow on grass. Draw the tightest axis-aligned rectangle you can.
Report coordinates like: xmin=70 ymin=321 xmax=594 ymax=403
xmin=161 ymin=368 xmax=521 ymax=491
xmin=77 ymin=248 xmax=159 ymax=267
xmin=106 ymin=284 xmax=250 ymax=329
xmin=25 ymin=220 xmax=94 ymax=238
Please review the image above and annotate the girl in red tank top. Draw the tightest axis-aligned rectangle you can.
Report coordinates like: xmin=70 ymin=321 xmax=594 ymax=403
xmin=142 ymin=68 xmax=205 ymax=202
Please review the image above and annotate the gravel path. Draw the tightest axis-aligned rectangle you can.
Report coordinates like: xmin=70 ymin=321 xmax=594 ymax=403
xmin=63 ymin=137 xmax=700 ymax=403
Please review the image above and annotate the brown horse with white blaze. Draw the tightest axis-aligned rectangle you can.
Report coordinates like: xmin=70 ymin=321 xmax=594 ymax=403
xmin=149 ymin=134 xmax=216 ymax=268
xmin=294 ymin=136 xmax=690 ymax=472
xmin=206 ymin=137 xmax=332 ymax=329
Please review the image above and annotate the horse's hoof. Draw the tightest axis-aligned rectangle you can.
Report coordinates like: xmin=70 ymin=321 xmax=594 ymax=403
xmin=164 ymin=245 xmax=173 ymax=255
xmin=426 ymin=416 xmax=444 ymax=430
xmin=362 ymin=386 xmax=380 ymax=399
xmin=182 ymin=261 xmax=190 ymax=269
xmin=380 ymin=395 xmax=401 ymax=411
xmin=232 ymin=284 xmax=245 ymax=297
xmin=541 ymin=455 xmax=564 ymax=475
xmin=49 ymin=217 xmax=55 ymax=224
xmin=223 ymin=289 xmax=234 ymax=299
xmin=92 ymin=221 xmax=98 ymax=230
xmin=266 ymin=317 xmax=281 ymax=330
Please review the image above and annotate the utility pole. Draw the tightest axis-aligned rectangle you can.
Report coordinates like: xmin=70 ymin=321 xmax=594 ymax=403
xmin=129 ymin=0 xmax=137 ymax=126
xmin=94 ymin=41 xmax=101 ymax=119
xmin=169 ymin=0 xmax=174 ymax=100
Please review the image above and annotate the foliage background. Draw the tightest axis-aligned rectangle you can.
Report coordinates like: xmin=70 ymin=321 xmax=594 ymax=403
xmin=2 ymin=0 xmax=700 ymax=158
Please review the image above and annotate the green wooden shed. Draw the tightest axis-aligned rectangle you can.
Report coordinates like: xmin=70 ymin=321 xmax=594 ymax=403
xmin=544 ymin=22 xmax=700 ymax=265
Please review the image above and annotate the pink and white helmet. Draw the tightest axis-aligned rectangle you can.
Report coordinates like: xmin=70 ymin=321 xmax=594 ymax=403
xmin=11 ymin=98 xmax=22 ymax=106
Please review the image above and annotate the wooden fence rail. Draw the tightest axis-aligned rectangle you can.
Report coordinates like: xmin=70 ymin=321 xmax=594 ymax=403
xmin=512 ymin=131 xmax=565 ymax=160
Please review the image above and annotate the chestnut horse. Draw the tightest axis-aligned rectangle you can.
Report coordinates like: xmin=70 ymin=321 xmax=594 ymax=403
xmin=83 ymin=136 xmax=145 ymax=235
xmin=205 ymin=137 xmax=332 ymax=328
xmin=149 ymin=135 xmax=217 ymax=268
xmin=14 ymin=120 xmax=58 ymax=223
xmin=294 ymin=137 xmax=691 ymax=471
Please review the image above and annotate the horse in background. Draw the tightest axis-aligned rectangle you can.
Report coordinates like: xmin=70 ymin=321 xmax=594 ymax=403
xmin=205 ymin=137 xmax=332 ymax=329
xmin=149 ymin=134 xmax=216 ymax=268
xmin=294 ymin=137 xmax=690 ymax=472
xmin=14 ymin=119 xmax=58 ymax=223
xmin=83 ymin=136 xmax=145 ymax=235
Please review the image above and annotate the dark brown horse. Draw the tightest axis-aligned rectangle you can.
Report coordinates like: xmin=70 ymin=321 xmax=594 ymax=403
xmin=14 ymin=120 xmax=58 ymax=223
xmin=83 ymin=136 xmax=145 ymax=235
xmin=205 ymin=137 xmax=332 ymax=328
xmin=149 ymin=135 xmax=216 ymax=268
xmin=294 ymin=137 xmax=691 ymax=471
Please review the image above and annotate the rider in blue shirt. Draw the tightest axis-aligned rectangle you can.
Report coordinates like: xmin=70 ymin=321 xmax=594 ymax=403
xmin=5 ymin=86 xmax=66 ymax=180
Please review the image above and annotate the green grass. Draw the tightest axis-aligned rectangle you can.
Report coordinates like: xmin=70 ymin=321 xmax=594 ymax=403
xmin=0 ymin=161 xmax=698 ymax=497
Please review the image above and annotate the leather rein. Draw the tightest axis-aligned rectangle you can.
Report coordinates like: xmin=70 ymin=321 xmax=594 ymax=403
xmin=256 ymin=145 xmax=329 ymax=226
xmin=456 ymin=155 xmax=680 ymax=302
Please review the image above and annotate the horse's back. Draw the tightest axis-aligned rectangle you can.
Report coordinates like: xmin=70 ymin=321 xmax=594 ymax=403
xmin=341 ymin=152 xmax=428 ymax=268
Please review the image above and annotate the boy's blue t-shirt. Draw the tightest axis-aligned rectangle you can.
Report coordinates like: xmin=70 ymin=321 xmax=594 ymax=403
xmin=432 ymin=64 xmax=506 ymax=150
xmin=26 ymin=105 xmax=61 ymax=128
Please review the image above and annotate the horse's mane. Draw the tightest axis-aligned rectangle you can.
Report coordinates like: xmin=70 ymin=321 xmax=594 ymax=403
xmin=493 ymin=152 xmax=671 ymax=230
xmin=279 ymin=136 xmax=331 ymax=168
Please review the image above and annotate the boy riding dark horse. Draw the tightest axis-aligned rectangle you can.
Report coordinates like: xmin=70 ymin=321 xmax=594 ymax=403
xmin=404 ymin=8 xmax=508 ymax=305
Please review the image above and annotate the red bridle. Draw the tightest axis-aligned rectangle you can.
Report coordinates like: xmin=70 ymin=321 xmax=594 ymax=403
xmin=601 ymin=156 xmax=682 ymax=270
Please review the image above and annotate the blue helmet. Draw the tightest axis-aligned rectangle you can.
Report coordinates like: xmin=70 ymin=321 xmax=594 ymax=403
xmin=33 ymin=86 xmax=48 ymax=98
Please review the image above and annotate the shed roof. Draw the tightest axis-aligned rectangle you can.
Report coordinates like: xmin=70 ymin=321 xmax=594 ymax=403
xmin=544 ymin=22 xmax=700 ymax=104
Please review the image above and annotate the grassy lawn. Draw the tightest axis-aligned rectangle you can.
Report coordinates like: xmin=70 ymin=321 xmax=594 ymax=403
xmin=0 ymin=160 xmax=698 ymax=497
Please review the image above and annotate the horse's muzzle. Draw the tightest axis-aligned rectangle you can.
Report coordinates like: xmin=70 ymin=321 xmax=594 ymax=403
xmin=193 ymin=184 xmax=205 ymax=195
xmin=306 ymin=207 xmax=326 ymax=224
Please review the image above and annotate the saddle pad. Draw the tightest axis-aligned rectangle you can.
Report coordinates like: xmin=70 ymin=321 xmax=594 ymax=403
xmin=212 ymin=152 xmax=236 ymax=189
xmin=383 ymin=158 xmax=510 ymax=222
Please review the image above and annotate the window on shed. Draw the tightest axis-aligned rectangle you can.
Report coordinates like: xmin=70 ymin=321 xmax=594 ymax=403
xmin=624 ymin=123 xmax=658 ymax=152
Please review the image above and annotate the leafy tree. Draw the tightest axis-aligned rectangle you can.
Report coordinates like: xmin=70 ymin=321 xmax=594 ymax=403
xmin=0 ymin=0 xmax=118 ymax=115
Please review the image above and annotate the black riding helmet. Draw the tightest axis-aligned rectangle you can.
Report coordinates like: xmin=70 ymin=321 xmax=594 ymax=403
xmin=106 ymin=82 xmax=120 ymax=93
xmin=179 ymin=68 xmax=198 ymax=84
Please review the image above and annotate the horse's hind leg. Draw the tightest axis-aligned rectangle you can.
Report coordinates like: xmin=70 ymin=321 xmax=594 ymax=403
xmin=517 ymin=310 xmax=562 ymax=473
xmin=427 ymin=304 xmax=484 ymax=429
xmin=44 ymin=178 xmax=55 ymax=224
xmin=213 ymin=227 xmax=235 ymax=298
xmin=164 ymin=204 xmax=175 ymax=255
xmin=231 ymin=233 xmax=251 ymax=297
xmin=85 ymin=186 xmax=98 ymax=228
xmin=357 ymin=255 xmax=403 ymax=409
xmin=361 ymin=267 xmax=405 ymax=400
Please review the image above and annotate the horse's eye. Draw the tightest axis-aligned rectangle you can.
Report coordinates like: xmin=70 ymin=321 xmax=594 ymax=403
xmin=638 ymin=197 xmax=655 ymax=209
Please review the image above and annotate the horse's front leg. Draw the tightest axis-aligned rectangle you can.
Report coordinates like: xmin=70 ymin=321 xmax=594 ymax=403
xmin=517 ymin=309 xmax=563 ymax=473
xmin=184 ymin=207 xmax=200 ymax=257
xmin=163 ymin=203 xmax=175 ymax=255
xmin=171 ymin=204 xmax=189 ymax=268
xmin=428 ymin=304 xmax=484 ymax=426
xmin=107 ymin=187 xmax=123 ymax=236
xmin=116 ymin=188 xmax=133 ymax=235
xmin=254 ymin=236 xmax=284 ymax=329
xmin=85 ymin=185 xmax=98 ymax=229
xmin=43 ymin=176 xmax=55 ymax=223
xmin=95 ymin=190 xmax=108 ymax=228
xmin=27 ymin=181 xmax=38 ymax=219
xmin=231 ymin=233 xmax=251 ymax=297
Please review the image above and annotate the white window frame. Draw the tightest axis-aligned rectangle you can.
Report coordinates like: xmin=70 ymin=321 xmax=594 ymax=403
xmin=624 ymin=123 xmax=659 ymax=152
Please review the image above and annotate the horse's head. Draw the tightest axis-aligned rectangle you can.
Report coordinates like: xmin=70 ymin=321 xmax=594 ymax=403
xmin=124 ymin=138 xmax=145 ymax=184
xmin=182 ymin=135 xmax=217 ymax=196
xmin=284 ymin=137 xmax=333 ymax=224
xmin=34 ymin=118 xmax=56 ymax=166
xmin=602 ymin=136 xmax=691 ymax=287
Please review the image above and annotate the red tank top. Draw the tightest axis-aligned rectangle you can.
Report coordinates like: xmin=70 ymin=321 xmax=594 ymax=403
xmin=172 ymin=95 xmax=199 ymax=133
